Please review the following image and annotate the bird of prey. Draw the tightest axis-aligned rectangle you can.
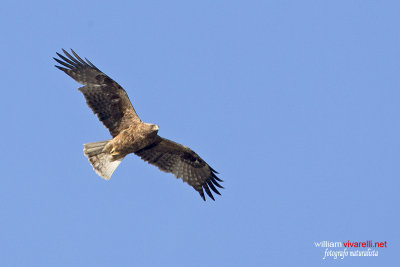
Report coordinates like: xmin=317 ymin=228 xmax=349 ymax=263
xmin=54 ymin=49 xmax=223 ymax=201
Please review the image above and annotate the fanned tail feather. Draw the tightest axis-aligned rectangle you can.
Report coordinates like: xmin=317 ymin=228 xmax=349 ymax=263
xmin=83 ymin=140 xmax=124 ymax=180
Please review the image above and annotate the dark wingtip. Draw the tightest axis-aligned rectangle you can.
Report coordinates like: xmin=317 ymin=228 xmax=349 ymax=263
xmin=61 ymin=48 xmax=82 ymax=65
xmin=85 ymin=57 xmax=97 ymax=69
xmin=54 ymin=57 xmax=74 ymax=69
xmin=199 ymin=191 xmax=206 ymax=201
xmin=54 ymin=65 xmax=68 ymax=72
xmin=203 ymin=184 xmax=215 ymax=201
xmin=71 ymin=49 xmax=86 ymax=65
xmin=210 ymin=166 xmax=219 ymax=174
xmin=211 ymin=171 xmax=223 ymax=182
xmin=211 ymin=178 xmax=224 ymax=189
xmin=207 ymin=180 xmax=221 ymax=195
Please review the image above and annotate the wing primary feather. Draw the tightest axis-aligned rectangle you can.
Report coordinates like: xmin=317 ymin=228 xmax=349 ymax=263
xmin=71 ymin=49 xmax=87 ymax=65
xmin=211 ymin=178 xmax=224 ymax=188
xmin=55 ymin=65 xmax=68 ymax=72
xmin=210 ymin=166 xmax=219 ymax=174
xmin=56 ymin=52 xmax=78 ymax=67
xmin=212 ymin=172 xmax=223 ymax=182
xmin=207 ymin=180 xmax=221 ymax=195
xmin=61 ymin=49 xmax=82 ymax=65
xmin=85 ymin=57 xmax=98 ymax=69
xmin=203 ymin=183 xmax=215 ymax=201
xmin=199 ymin=190 xmax=206 ymax=201
xmin=53 ymin=57 xmax=75 ymax=69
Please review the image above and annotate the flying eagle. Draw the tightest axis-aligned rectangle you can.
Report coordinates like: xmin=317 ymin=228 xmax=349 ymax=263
xmin=54 ymin=49 xmax=222 ymax=201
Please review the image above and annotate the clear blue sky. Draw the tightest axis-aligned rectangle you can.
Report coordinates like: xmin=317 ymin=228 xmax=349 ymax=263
xmin=0 ymin=1 xmax=398 ymax=266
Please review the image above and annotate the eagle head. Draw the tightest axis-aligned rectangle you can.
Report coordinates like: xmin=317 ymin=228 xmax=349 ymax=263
xmin=151 ymin=124 xmax=159 ymax=132
xmin=143 ymin=123 xmax=159 ymax=135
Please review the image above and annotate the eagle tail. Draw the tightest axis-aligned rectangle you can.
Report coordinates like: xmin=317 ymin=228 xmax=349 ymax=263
xmin=83 ymin=140 xmax=124 ymax=180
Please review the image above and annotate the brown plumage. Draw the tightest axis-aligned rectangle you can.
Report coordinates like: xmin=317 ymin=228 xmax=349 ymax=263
xmin=54 ymin=49 xmax=223 ymax=201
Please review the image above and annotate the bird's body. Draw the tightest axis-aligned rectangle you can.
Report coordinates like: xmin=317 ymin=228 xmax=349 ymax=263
xmin=54 ymin=49 xmax=223 ymax=200
xmin=105 ymin=123 xmax=159 ymax=159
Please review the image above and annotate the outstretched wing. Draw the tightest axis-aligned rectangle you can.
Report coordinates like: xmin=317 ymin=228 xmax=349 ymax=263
xmin=54 ymin=49 xmax=140 ymax=137
xmin=135 ymin=137 xmax=223 ymax=201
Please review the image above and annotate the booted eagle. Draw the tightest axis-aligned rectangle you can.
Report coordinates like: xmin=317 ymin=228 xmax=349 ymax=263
xmin=54 ymin=49 xmax=222 ymax=201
